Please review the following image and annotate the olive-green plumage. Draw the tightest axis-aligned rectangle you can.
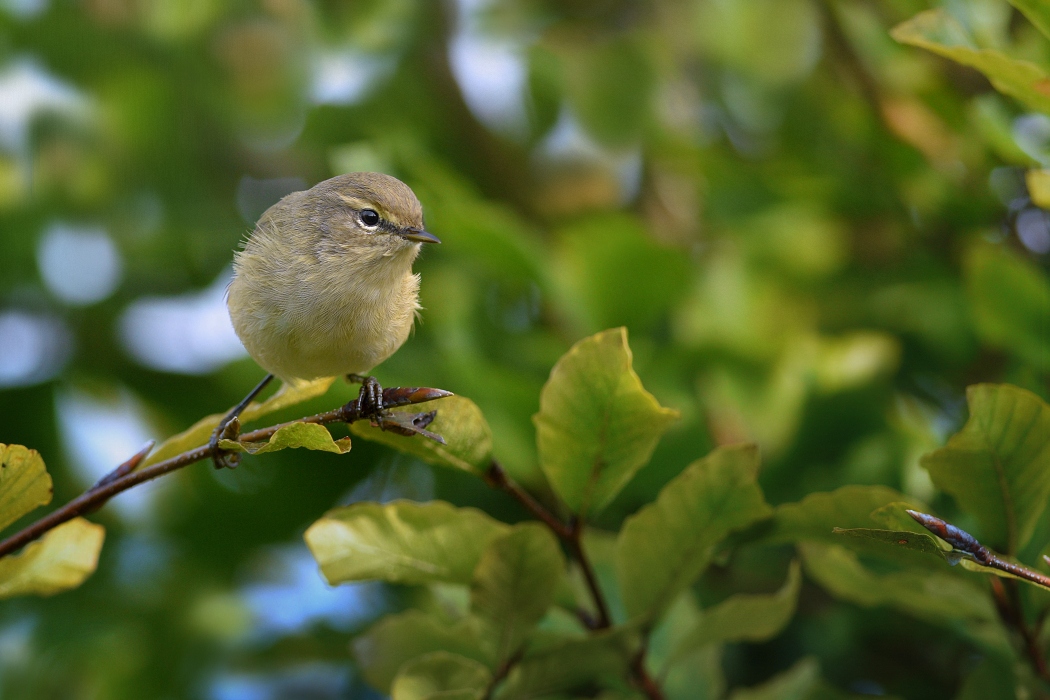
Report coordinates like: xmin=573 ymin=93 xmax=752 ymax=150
xmin=227 ymin=172 xmax=438 ymax=382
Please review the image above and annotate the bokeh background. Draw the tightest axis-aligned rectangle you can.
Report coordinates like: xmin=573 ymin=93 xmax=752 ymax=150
xmin=0 ymin=0 xmax=1048 ymax=697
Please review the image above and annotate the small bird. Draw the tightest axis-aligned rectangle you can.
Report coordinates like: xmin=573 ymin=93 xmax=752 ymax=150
xmin=213 ymin=172 xmax=440 ymax=466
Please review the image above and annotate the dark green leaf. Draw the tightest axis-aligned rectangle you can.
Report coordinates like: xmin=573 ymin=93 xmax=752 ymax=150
xmin=534 ymin=328 xmax=679 ymax=516
xmin=769 ymin=486 xmax=921 ymax=545
xmin=1009 ymin=0 xmax=1050 ymax=40
xmin=727 ymin=658 xmax=820 ymax=700
xmin=965 ymin=244 xmax=1050 ymax=371
xmin=616 ymin=444 xmax=772 ymax=621
xmin=493 ymin=627 xmax=638 ymax=700
xmin=670 ymin=561 xmax=800 ymax=661
xmin=353 ymin=611 xmax=494 ymax=693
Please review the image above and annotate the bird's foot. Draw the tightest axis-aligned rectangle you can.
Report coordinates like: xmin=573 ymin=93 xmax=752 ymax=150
xmin=349 ymin=378 xmax=448 ymax=444
xmin=210 ymin=416 xmax=242 ymax=469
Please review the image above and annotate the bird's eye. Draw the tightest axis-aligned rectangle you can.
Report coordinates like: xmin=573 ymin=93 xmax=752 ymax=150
xmin=360 ymin=209 xmax=380 ymax=227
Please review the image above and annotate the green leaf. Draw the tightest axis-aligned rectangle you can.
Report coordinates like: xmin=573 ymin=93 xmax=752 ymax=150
xmin=534 ymin=328 xmax=680 ymax=516
xmin=391 ymin=651 xmax=492 ymax=700
xmin=0 ymin=518 xmax=105 ymax=599
xmin=140 ymin=377 xmax=336 ymax=469
xmin=921 ymin=384 xmax=1050 ymax=554
xmin=798 ymin=543 xmax=1006 ymax=651
xmin=493 ymin=628 xmax=638 ymax=700
xmin=1009 ymin=0 xmax=1050 ymax=41
xmin=892 ymin=9 xmax=1050 ymax=114
xmin=955 ymin=655 xmax=1015 ymax=700
xmin=727 ymin=658 xmax=820 ymax=700
xmin=670 ymin=561 xmax=801 ymax=662
xmin=471 ymin=523 xmax=565 ymax=665
xmin=0 ymin=444 xmax=53 ymax=532
xmin=351 ymin=396 xmax=493 ymax=475
xmin=768 ymin=485 xmax=921 ymax=545
xmin=965 ymin=244 xmax=1050 ymax=371
xmin=663 ymin=646 xmax=725 ymax=700
xmin=562 ymin=37 xmax=655 ymax=146
xmin=219 ymin=422 xmax=350 ymax=455
xmin=616 ymin=444 xmax=772 ymax=621
xmin=304 ymin=500 xmax=509 ymax=586
xmin=353 ymin=611 xmax=494 ymax=693
xmin=832 ymin=528 xmax=949 ymax=560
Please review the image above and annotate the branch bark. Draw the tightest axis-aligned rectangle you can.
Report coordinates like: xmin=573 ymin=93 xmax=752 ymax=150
xmin=0 ymin=386 xmax=450 ymax=560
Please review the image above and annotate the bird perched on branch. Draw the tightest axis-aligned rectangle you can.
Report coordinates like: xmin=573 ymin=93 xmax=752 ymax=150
xmin=213 ymin=172 xmax=441 ymax=466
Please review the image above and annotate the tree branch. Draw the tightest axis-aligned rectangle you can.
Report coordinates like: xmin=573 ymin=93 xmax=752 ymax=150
xmin=0 ymin=386 xmax=451 ymax=560
xmin=484 ymin=460 xmax=665 ymax=698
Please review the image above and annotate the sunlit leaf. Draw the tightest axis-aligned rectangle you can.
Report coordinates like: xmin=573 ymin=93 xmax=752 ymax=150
xmin=0 ymin=518 xmax=105 ymax=599
xmin=351 ymin=396 xmax=493 ymax=475
xmin=965 ymin=244 xmax=1050 ymax=371
xmin=921 ymin=384 xmax=1050 ymax=554
xmin=140 ymin=377 xmax=336 ymax=468
xmin=534 ymin=328 xmax=680 ymax=516
xmin=727 ymin=658 xmax=820 ymax=700
xmin=493 ymin=627 xmax=638 ymax=700
xmin=354 ymin=611 xmax=494 ymax=693
xmin=616 ymin=444 xmax=772 ymax=621
xmin=219 ymin=422 xmax=350 ymax=454
xmin=892 ymin=10 xmax=1050 ymax=114
xmin=304 ymin=500 xmax=508 ymax=586
xmin=670 ymin=561 xmax=800 ymax=662
xmin=0 ymin=444 xmax=52 ymax=532
xmin=391 ymin=651 xmax=491 ymax=700
xmin=833 ymin=528 xmax=949 ymax=560
xmin=471 ymin=524 xmax=564 ymax=665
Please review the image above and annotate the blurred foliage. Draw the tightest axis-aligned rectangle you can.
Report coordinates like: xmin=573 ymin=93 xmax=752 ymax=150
xmin=0 ymin=0 xmax=1049 ymax=697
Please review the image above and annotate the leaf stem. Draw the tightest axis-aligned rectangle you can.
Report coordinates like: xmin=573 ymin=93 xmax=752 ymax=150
xmin=0 ymin=386 xmax=452 ymax=560
xmin=484 ymin=460 xmax=665 ymax=696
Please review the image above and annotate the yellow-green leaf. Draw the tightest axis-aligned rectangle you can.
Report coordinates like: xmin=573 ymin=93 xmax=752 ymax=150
xmin=140 ymin=377 xmax=336 ymax=469
xmin=0 ymin=444 xmax=52 ymax=532
xmin=470 ymin=524 xmax=565 ymax=664
xmin=921 ymin=384 xmax=1050 ymax=554
xmin=534 ymin=328 xmax=680 ymax=516
xmin=0 ymin=518 xmax=105 ymax=599
xmin=219 ymin=422 xmax=350 ymax=455
xmin=1009 ymin=0 xmax=1050 ymax=41
xmin=727 ymin=658 xmax=820 ymax=700
xmin=305 ymin=500 xmax=509 ymax=586
xmin=391 ymin=651 xmax=491 ymax=700
xmin=351 ymin=396 xmax=492 ymax=475
xmin=892 ymin=9 xmax=1050 ymax=115
xmin=616 ymin=444 xmax=772 ymax=621
xmin=1026 ymin=169 xmax=1050 ymax=209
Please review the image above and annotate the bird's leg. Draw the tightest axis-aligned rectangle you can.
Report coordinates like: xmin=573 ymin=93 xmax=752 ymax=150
xmin=210 ymin=373 xmax=275 ymax=469
xmin=353 ymin=375 xmax=385 ymax=422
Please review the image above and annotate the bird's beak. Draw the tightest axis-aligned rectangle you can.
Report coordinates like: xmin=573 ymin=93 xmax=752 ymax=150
xmin=401 ymin=227 xmax=441 ymax=244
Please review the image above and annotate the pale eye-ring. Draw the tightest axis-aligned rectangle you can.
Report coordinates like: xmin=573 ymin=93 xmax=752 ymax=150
xmin=360 ymin=209 xmax=380 ymax=228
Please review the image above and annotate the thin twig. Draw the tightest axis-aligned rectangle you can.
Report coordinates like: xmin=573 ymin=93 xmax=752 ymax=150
xmin=908 ymin=510 xmax=1050 ymax=684
xmin=630 ymin=641 xmax=665 ymax=700
xmin=0 ymin=386 xmax=452 ymax=560
xmin=566 ymin=521 xmax=612 ymax=630
xmin=483 ymin=462 xmax=572 ymax=539
xmin=907 ymin=510 xmax=1050 ymax=589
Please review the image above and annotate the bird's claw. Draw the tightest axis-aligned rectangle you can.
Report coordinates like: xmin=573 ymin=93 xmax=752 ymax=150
xmin=346 ymin=379 xmax=450 ymax=445
xmin=210 ymin=416 xmax=242 ymax=469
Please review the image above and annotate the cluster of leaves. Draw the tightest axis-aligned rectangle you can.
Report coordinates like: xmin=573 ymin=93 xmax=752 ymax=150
xmin=1 ymin=0 xmax=1050 ymax=697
